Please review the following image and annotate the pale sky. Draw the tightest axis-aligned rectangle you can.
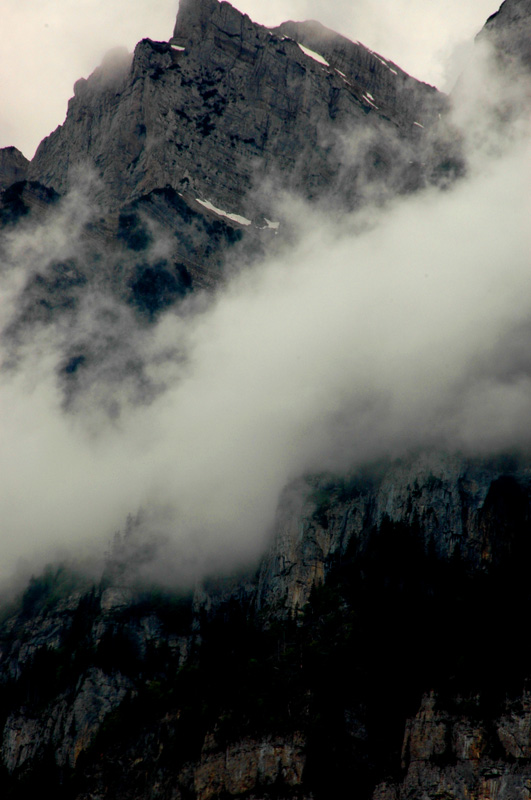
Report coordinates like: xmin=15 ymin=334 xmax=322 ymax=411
xmin=1 ymin=0 xmax=500 ymax=159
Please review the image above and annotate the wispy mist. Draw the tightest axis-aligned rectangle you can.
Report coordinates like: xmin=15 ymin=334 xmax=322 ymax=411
xmin=0 ymin=34 xmax=529 ymax=587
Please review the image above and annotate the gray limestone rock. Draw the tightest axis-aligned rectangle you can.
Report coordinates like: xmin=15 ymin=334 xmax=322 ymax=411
xmin=374 ymin=690 xmax=531 ymax=800
xmin=29 ymin=0 xmax=454 ymax=226
xmin=194 ymin=731 xmax=306 ymax=799
xmin=478 ymin=0 xmax=531 ymax=70
xmin=0 ymin=147 xmax=28 ymax=191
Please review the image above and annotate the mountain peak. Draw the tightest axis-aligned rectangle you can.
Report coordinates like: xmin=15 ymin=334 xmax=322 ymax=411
xmin=478 ymin=0 xmax=531 ymax=68
xmin=30 ymin=0 xmax=450 ymax=231
xmin=172 ymin=0 xmax=254 ymax=48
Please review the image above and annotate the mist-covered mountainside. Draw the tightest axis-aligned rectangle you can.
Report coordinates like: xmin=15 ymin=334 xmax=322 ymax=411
xmin=2 ymin=0 xmax=461 ymax=298
xmin=0 ymin=0 xmax=530 ymax=797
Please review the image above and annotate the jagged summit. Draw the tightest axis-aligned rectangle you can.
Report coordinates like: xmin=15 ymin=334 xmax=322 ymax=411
xmin=172 ymin=0 xmax=252 ymax=45
xmin=20 ymin=0 xmax=461 ymax=297
xmin=28 ymin=0 xmax=450 ymax=229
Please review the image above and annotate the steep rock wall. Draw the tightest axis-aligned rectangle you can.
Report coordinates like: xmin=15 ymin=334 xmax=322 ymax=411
xmin=0 ymin=147 xmax=28 ymax=191
xmin=256 ymin=452 xmax=531 ymax=615
xmin=374 ymin=690 xmax=531 ymax=799
xmin=29 ymin=0 xmax=451 ymax=219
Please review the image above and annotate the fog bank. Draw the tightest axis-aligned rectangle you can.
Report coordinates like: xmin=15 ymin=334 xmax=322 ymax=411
xmin=0 ymin=36 xmax=529 ymax=587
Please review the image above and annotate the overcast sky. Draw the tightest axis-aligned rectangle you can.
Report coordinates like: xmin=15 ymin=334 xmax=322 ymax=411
xmin=1 ymin=0 xmax=500 ymax=158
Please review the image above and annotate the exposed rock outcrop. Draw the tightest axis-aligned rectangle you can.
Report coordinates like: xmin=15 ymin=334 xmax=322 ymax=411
xmin=0 ymin=146 xmax=28 ymax=191
xmin=374 ymin=690 xmax=531 ymax=799
xmin=1 ymin=0 xmax=530 ymax=798
xmin=29 ymin=0 xmax=453 ymax=225
xmin=1 ymin=668 xmax=133 ymax=771
xmin=479 ymin=0 xmax=531 ymax=70
xmin=256 ymin=452 xmax=531 ymax=616
xmin=194 ymin=731 xmax=306 ymax=800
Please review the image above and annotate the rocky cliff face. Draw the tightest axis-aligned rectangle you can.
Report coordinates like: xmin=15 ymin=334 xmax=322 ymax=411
xmin=1 ymin=0 xmax=530 ymax=798
xmin=479 ymin=0 xmax=531 ymax=70
xmin=1 ymin=449 xmax=531 ymax=798
xmin=0 ymin=0 xmax=463 ymax=341
xmin=373 ymin=690 xmax=531 ymax=799
xmin=256 ymin=452 xmax=531 ymax=615
xmin=28 ymin=0 xmax=453 ymax=225
xmin=0 ymin=147 xmax=28 ymax=191
xmin=0 ymin=0 xmax=464 ymax=402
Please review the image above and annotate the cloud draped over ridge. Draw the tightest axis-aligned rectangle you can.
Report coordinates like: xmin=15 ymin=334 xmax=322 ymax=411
xmin=0 ymin=36 xmax=530 ymax=586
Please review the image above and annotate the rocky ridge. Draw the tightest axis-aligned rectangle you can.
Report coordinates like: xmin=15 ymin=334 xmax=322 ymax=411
xmin=479 ymin=0 xmax=531 ymax=69
xmin=0 ymin=0 xmax=465 ymax=414
xmin=0 ymin=147 xmax=28 ymax=191
xmin=28 ymin=0 xmax=454 ymax=225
